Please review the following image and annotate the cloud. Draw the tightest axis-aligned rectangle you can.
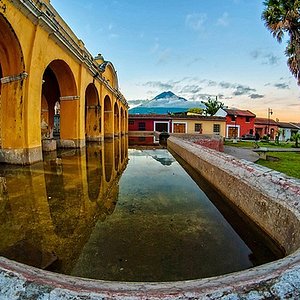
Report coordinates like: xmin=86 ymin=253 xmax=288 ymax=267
xmin=250 ymin=93 xmax=265 ymax=99
xmin=142 ymin=81 xmax=174 ymax=90
xmin=233 ymin=85 xmax=256 ymax=96
xmin=180 ymin=85 xmax=202 ymax=94
xmin=250 ymin=49 xmax=280 ymax=65
xmin=219 ymin=81 xmax=235 ymax=89
xmin=186 ymin=13 xmax=207 ymax=32
xmin=217 ymin=12 xmax=229 ymax=27
xmin=274 ymin=83 xmax=290 ymax=89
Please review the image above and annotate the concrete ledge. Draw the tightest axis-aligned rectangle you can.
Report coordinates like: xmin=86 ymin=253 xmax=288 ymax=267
xmin=57 ymin=139 xmax=86 ymax=149
xmin=1 ymin=136 xmax=300 ymax=298
xmin=86 ymin=136 xmax=104 ymax=142
xmin=0 ymin=146 xmax=43 ymax=165
xmin=42 ymin=139 xmax=57 ymax=152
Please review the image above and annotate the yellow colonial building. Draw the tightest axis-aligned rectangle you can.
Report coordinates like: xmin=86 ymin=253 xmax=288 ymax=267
xmin=0 ymin=0 xmax=128 ymax=164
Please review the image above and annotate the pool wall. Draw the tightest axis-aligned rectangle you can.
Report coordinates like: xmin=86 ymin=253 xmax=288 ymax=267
xmin=0 ymin=137 xmax=300 ymax=299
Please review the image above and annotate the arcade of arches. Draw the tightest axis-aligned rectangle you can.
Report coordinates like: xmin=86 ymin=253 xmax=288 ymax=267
xmin=0 ymin=0 xmax=128 ymax=164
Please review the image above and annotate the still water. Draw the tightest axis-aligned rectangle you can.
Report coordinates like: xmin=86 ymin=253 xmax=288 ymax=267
xmin=0 ymin=139 xmax=280 ymax=282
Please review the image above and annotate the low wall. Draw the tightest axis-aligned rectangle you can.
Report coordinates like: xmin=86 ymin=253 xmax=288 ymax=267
xmin=1 ymin=136 xmax=300 ymax=299
xmin=170 ymin=134 xmax=224 ymax=152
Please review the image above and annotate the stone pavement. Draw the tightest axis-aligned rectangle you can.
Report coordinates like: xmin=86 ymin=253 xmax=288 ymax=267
xmin=224 ymin=145 xmax=260 ymax=162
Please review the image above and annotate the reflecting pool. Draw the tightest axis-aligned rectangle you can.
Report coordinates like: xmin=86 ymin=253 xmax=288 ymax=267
xmin=0 ymin=139 xmax=281 ymax=282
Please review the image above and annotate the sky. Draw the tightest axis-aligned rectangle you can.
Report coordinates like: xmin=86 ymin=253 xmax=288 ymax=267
xmin=51 ymin=0 xmax=300 ymax=122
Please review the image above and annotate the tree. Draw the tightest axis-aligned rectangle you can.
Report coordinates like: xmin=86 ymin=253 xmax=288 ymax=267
xmin=292 ymin=132 xmax=300 ymax=147
xmin=262 ymin=0 xmax=300 ymax=84
xmin=201 ymin=97 xmax=224 ymax=116
xmin=187 ymin=107 xmax=203 ymax=115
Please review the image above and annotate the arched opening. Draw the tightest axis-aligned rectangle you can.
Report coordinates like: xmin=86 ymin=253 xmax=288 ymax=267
xmin=104 ymin=95 xmax=113 ymax=138
xmin=120 ymin=107 xmax=125 ymax=135
xmin=114 ymin=102 xmax=119 ymax=136
xmin=41 ymin=60 xmax=78 ymax=148
xmin=125 ymin=111 xmax=128 ymax=133
xmin=41 ymin=67 xmax=60 ymax=139
xmin=85 ymin=83 xmax=101 ymax=141
xmin=0 ymin=14 xmax=25 ymax=150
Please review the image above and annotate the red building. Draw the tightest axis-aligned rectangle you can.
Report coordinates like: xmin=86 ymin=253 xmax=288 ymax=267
xmin=254 ymin=118 xmax=278 ymax=140
xmin=216 ymin=108 xmax=256 ymax=139
xmin=128 ymin=115 xmax=171 ymax=132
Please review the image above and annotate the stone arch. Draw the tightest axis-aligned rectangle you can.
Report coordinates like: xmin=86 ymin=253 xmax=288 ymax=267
xmin=114 ymin=102 xmax=120 ymax=136
xmin=0 ymin=14 xmax=25 ymax=149
xmin=85 ymin=83 xmax=101 ymax=141
xmin=104 ymin=95 xmax=113 ymax=138
xmin=41 ymin=60 xmax=78 ymax=145
xmin=100 ymin=61 xmax=119 ymax=89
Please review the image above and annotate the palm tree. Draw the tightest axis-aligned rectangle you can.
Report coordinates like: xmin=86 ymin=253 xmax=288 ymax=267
xmin=201 ymin=97 xmax=224 ymax=116
xmin=262 ymin=0 xmax=300 ymax=84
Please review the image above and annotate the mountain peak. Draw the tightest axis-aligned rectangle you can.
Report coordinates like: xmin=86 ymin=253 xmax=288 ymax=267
xmin=154 ymin=91 xmax=176 ymax=100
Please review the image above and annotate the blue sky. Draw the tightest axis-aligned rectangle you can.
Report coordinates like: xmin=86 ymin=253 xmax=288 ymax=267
xmin=51 ymin=0 xmax=300 ymax=121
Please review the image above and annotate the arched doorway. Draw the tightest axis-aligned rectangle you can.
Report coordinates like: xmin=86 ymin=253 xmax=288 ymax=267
xmin=0 ymin=14 xmax=25 ymax=151
xmin=114 ymin=102 xmax=120 ymax=136
xmin=104 ymin=95 xmax=113 ymax=138
xmin=41 ymin=60 xmax=78 ymax=148
xmin=41 ymin=67 xmax=60 ymax=139
xmin=85 ymin=83 xmax=101 ymax=141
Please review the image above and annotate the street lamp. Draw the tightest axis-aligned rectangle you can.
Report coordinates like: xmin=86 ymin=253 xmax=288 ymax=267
xmin=268 ymin=108 xmax=273 ymax=137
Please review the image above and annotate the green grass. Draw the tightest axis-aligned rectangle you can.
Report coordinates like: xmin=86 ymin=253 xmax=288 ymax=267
xmin=257 ymin=152 xmax=300 ymax=179
xmin=224 ymin=140 xmax=296 ymax=149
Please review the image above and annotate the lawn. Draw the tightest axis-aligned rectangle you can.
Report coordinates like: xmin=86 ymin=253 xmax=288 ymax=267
xmin=257 ymin=152 xmax=300 ymax=179
xmin=224 ymin=140 xmax=296 ymax=149
xmin=224 ymin=140 xmax=300 ymax=179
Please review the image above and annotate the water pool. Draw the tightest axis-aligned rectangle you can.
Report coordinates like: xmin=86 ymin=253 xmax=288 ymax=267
xmin=0 ymin=141 xmax=280 ymax=282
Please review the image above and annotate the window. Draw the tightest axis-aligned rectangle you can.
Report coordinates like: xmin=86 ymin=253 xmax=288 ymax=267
xmin=245 ymin=117 xmax=250 ymax=123
xmin=129 ymin=120 xmax=134 ymax=125
xmin=231 ymin=115 xmax=236 ymax=122
xmin=138 ymin=122 xmax=146 ymax=131
xmin=213 ymin=124 xmax=221 ymax=135
xmin=195 ymin=123 xmax=202 ymax=133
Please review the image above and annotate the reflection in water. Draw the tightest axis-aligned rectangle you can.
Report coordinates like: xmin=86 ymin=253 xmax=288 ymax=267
xmin=0 ymin=144 xmax=281 ymax=282
xmin=0 ymin=137 xmax=128 ymax=274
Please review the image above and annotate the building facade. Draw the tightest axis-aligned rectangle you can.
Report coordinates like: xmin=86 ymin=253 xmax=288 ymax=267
xmin=0 ymin=0 xmax=128 ymax=164
xmin=128 ymin=114 xmax=226 ymax=136
xmin=254 ymin=118 xmax=278 ymax=140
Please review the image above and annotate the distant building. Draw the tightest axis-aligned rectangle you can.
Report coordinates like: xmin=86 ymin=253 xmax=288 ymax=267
xmin=128 ymin=114 xmax=226 ymax=139
xmin=215 ymin=108 xmax=256 ymax=139
xmin=254 ymin=118 xmax=278 ymax=140
xmin=277 ymin=122 xmax=300 ymax=141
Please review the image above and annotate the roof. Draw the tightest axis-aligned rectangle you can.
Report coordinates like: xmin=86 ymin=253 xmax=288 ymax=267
xmin=277 ymin=122 xmax=300 ymax=129
xmin=224 ymin=109 xmax=256 ymax=117
xmin=290 ymin=122 xmax=300 ymax=129
xmin=255 ymin=118 xmax=278 ymax=126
